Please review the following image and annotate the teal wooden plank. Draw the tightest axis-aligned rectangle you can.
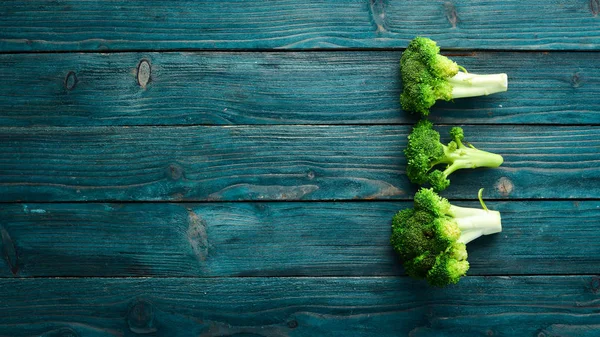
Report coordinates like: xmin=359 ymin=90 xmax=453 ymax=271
xmin=1 ymin=125 xmax=598 ymax=201
xmin=0 ymin=276 xmax=597 ymax=336
xmin=1 ymin=1 xmax=600 ymax=51
xmin=1 ymin=51 xmax=598 ymax=126
xmin=0 ymin=201 xmax=597 ymax=277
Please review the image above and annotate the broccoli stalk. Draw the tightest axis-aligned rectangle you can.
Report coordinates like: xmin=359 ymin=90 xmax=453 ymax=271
xmin=400 ymin=37 xmax=508 ymax=116
xmin=437 ymin=130 xmax=503 ymax=179
xmin=391 ymin=188 xmax=502 ymax=287
xmin=405 ymin=120 xmax=503 ymax=191
xmin=449 ymin=71 xmax=508 ymax=99
xmin=449 ymin=204 xmax=502 ymax=244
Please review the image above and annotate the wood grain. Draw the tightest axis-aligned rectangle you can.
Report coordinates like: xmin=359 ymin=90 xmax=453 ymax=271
xmin=0 ymin=51 xmax=598 ymax=126
xmin=1 ymin=1 xmax=600 ymax=52
xmin=1 ymin=1 xmax=598 ymax=336
xmin=0 ymin=125 xmax=598 ymax=202
xmin=0 ymin=201 xmax=597 ymax=277
xmin=0 ymin=276 xmax=598 ymax=336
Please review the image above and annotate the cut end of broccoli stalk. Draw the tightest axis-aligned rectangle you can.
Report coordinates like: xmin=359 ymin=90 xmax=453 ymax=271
xmin=449 ymin=205 xmax=502 ymax=244
xmin=449 ymin=72 xmax=508 ymax=99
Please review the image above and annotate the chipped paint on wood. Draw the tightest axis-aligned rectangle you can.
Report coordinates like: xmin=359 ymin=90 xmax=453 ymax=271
xmin=186 ymin=209 xmax=209 ymax=262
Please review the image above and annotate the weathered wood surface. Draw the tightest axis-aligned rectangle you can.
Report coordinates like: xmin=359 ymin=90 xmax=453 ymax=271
xmin=0 ymin=276 xmax=598 ymax=337
xmin=0 ymin=125 xmax=598 ymax=202
xmin=2 ymin=1 xmax=600 ymax=52
xmin=1 ymin=51 xmax=598 ymax=126
xmin=2 ymin=1 xmax=599 ymax=335
xmin=0 ymin=201 xmax=597 ymax=278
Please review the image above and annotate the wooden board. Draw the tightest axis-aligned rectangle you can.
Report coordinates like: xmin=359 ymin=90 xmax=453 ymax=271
xmin=2 ymin=1 xmax=600 ymax=52
xmin=1 ymin=51 xmax=599 ymax=126
xmin=2 ymin=1 xmax=600 ymax=335
xmin=0 ymin=201 xmax=598 ymax=277
xmin=0 ymin=276 xmax=598 ymax=337
xmin=0 ymin=125 xmax=598 ymax=202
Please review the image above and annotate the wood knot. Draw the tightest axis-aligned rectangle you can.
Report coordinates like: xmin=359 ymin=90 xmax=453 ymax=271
xmin=64 ymin=71 xmax=78 ymax=91
xmin=495 ymin=177 xmax=513 ymax=197
xmin=571 ymin=72 xmax=582 ymax=88
xmin=165 ymin=163 xmax=183 ymax=180
xmin=287 ymin=320 xmax=299 ymax=329
xmin=42 ymin=327 xmax=79 ymax=337
xmin=444 ymin=2 xmax=459 ymax=28
xmin=127 ymin=300 xmax=157 ymax=334
xmin=591 ymin=0 xmax=599 ymax=16
xmin=137 ymin=60 xmax=151 ymax=88
xmin=369 ymin=0 xmax=388 ymax=33
xmin=1 ymin=226 xmax=18 ymax=275
xmin=590 ymin=276 xmax=600 ymax=294
xmin=57 ymin=328 xmax=79 ymax=337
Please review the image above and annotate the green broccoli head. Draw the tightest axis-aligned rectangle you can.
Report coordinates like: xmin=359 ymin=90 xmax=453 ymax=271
xmin=413 ymin=187 xmax=451 ymax=216
xmin=402 ymin=37 xmax=459 ymax=79
xmin=404 ymin=120 xmax=445 ymax=186
xmin=427 ymin=242 xmax=469 ymax=287
xmin=391 ymin=188 xmax=502 ymax=287
xmin=449 ymin=127 xmax=464 ymax=143
xmin=427 ymin=170 xmax=451 ymax=192
xmin=391 ymin=189 xmax=466 ymax=286
xmin=400 ymin=37 xmax=508 ymax=116
xmin=391 ymin=209 xmax=451 ymax=279
xmin=404 ymin=121 xmax=503 ymax=191
xmin=400 ymin=37 xmax=459 ymax=116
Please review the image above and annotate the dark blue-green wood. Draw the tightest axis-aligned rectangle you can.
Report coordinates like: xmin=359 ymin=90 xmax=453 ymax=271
xmin=0 ymin=51 xmax=598 ymax=126
xmin=0 ymin=125 xmax=598 ymax=201
xmin=1 ymin=1 xmax=598 ymax=336
xmin=1 ymin=1 xmax=600 ymax=52
xmin=0 ymin=276 xmax=597 ymax=336
xmin=0 ymin=201 xmax=597 ymax=277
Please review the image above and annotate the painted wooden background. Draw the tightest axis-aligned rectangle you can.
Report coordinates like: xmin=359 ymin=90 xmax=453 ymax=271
xmin=0 ymin=1 xmax=599 ymax=336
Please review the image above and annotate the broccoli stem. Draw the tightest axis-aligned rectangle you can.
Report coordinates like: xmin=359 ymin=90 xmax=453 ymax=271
xmin=449 ymin=72 xmax=508 ymax=99
xmin=441 ymin=145 xmax=504 ymax=177
xmin=449 ymin=205 xmax=502 ymax=244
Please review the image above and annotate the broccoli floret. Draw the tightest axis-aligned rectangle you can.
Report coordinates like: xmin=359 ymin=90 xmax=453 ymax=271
xmin=405 ymin=120 xmax=503 ymax=191
xmin=400 ymin=37 xmax=508 ymax=116
xmin=391 ymin=188 xmax=502 ymax=287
